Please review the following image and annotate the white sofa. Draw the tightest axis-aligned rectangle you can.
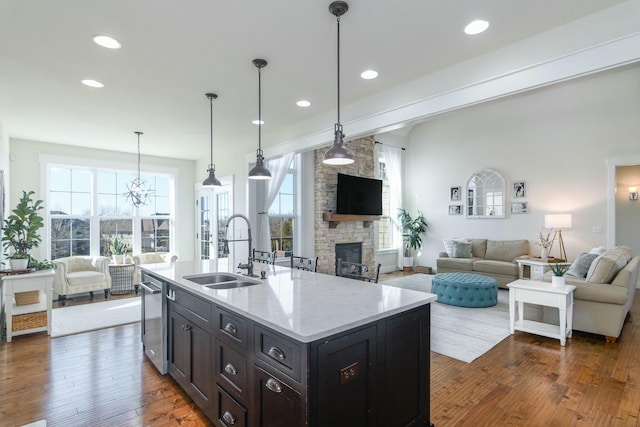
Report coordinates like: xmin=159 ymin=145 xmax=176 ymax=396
xmin=537 ymin=246 xmax=639 ymax=342
xmin=53 ymin=256 xmax=112 ymax=305
xmin=132 ymin=252 xmax=177 ymax=284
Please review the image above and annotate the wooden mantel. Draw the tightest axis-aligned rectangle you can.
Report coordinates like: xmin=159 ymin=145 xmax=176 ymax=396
xmin=322 ymin=212 xmax=381 ymax=229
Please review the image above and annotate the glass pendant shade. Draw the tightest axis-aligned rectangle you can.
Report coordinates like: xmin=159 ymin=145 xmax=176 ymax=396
xmin=248 ymin=58 xmax=271 ymax=180
xmin=323 ymin=1 xmax=355 ymax=166
xmin=203 ymin=92 xmax=222 ymax=187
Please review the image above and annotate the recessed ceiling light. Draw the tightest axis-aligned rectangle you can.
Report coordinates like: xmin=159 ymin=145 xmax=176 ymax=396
xmin=92 ymin=35 xmax=121 ymax=49
xmin=81 ymin=79 xmax=104 ymax=88
xmin=296 ymin=100 xmax=311 ymax=107
xmin=252 ymin=120 xmax=264 ymax=125
xmin=360 ymin=70 xmax=378 ymax=80
xmin=464 ymin=20 xmax=489 ymax=35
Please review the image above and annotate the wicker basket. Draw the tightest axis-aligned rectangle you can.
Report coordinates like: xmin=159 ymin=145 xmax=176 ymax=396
xmin=15 ymin=290 xmax=41 ymax=306
xmin=12 ymin=311 xmax=47 ymax=331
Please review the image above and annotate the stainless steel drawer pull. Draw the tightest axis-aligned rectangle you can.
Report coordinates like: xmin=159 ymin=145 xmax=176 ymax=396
xmin=222 ymin=411 xmax=236 ymax=425
xmin=265 ymin=378 xmax=282 ymax=393
xmin=267 ymin=346 xmax=285 ymax=361
xmin=224 ymin=323 xmax=238 ymax=336
xmin=224 ymin=363 xmax=237 ymax=376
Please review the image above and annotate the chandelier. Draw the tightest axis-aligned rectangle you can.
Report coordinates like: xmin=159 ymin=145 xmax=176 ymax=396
xmin=124 ymin=131 xmax=154 ymax=207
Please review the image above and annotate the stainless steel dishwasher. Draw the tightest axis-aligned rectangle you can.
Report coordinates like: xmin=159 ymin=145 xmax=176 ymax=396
xmin=140 ymin=271 xmax=167 ymax=374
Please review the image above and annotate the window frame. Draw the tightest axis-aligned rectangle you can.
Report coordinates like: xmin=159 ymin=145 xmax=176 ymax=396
xmin=41 ymin=154 xmax=177 ymax=260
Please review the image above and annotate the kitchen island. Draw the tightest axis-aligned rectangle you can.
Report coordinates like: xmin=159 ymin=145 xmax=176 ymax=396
xmin=140 ymin=260 xmax=436 ymax=426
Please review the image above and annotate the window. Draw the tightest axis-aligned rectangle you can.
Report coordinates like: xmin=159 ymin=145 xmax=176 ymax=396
xmin=376 ymin=156 xmax=393 ymax=250
xmin=47 ymin=164 xmax=174 ymax=259
xmin=216 ymin=192 xmax=230 ymax=258
xmin=269 ymin=171 xmax=295 ymax=254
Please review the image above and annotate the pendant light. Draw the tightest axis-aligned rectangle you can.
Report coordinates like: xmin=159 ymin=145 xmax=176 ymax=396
xmin=248 ymin=58 xmax=272 ymax=180
xmin=203 ymin=92 xmax=222 ymax=186
xmin=323 ymin=1 xmax=354 ymax=166
xmin=124 ymin=131 xmax=154 ymax=207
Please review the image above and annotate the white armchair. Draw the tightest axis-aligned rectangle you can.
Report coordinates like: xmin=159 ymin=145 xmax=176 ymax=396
xmin=53 ymin=256 xmax=112 ymax=305
xmin=132 ymin=252 xmax=178 ymax=284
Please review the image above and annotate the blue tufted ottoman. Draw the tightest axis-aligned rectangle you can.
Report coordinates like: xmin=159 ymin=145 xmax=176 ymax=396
xmin=431 ymin=273 xmax=498 ymax=307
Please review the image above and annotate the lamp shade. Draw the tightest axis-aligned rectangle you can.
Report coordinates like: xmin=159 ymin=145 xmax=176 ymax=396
xmin=545 ymin=214 xmax=572 ymax=229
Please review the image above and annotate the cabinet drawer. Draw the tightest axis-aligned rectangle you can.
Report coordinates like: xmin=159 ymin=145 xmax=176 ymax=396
xmin=255 ymin=326 xmax=301 ymax=382
xmin=216 ymin=385 xmax=248 ymax=427
xmin=216 ymin=306 xmax=248 ymax=349
xmin=217 ymin=340 xmax=247 ymax=398
xmin=171 ymin=286 xmax=211 ymax=327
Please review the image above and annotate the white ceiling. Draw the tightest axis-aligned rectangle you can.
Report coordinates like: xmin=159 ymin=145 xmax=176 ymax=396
xmin=0 ymin=0 xmax=627 ymax=161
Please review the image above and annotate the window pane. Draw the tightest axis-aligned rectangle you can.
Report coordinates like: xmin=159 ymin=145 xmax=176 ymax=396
xmin=141 ymin=218 xmax=170 ymax=253
xmin=51 ymin=218 xmax=90 ymax=259
xmin=71 ymin=193 xmax=91 ymax=216
xmin=154 ymin=176 xmax=170 ymax=197
xmin=71 ymin=170 xmax=92 ymax=192
xmin=50 ymin=168 xmax=71 ymax=191
xmin=281 ymin=174 xmax=294 ymax=193
xmin=98 ymin=194 xmax=118 ymax=216
xmin=155 ymin=196 xmax=170 ymax=215
xmin=100 ymin=219 xmax=133 ymax=256
xmin=50 ymin=192 xmax=71 ymax=215
xmin=280 ymin=194 xmax=294 ymax=216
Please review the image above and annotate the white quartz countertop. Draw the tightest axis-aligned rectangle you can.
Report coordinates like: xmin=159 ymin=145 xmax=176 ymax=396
xmin=140 ymin=260 xmax=436 ymax=343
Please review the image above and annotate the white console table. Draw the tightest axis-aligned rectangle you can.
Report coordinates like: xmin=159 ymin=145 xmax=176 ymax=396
xmin=1 ymin=269 xmax=54 ymax=342
xmin=516 ymin=258 xmax=571 ymax=280
xmin=507 ymin=279 xmax=575 ymax=346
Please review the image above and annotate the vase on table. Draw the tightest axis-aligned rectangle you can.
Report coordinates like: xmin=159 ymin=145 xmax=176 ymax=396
xmin=541 ymin=247 xmax=549 ymax=262
xmin=551 ymin=275 xmax=565 ymax=288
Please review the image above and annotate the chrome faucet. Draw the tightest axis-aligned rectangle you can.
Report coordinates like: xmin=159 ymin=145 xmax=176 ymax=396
xmin=223 ymin=213 xmax=255 ymax=277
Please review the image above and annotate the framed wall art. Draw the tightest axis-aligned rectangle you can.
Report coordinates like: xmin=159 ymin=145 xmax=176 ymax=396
xmin=450 ymin=186 xmax=461 ymax=201
xmin=513 ymin=181 xmax=526 ymax=198
xmin=510 ymin=201 xmax=528 ymax=214
xmin=449 ymin=205 xmax=462 ymax=215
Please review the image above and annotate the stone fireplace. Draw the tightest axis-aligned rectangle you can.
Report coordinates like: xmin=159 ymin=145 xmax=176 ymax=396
xmin=314 ymin=136 xmax=377 ymax=274
xmin=334 ymin=242 xmax=363 ymax=274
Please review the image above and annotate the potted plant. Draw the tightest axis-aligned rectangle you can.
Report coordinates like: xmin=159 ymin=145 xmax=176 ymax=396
xmin=110 ymin=236 xmax=128 ymax=264
xmin=549 ymin=261 xmax=569 ymax=288
xmin=2 ymin=191 xmax=45 ymax=270
xmin=397 ymin=208 xmax=428 ymax=271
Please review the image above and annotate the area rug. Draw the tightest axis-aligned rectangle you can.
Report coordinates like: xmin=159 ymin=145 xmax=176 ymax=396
xmin=51 ymin=298 xmax=141 ymax=338
xmin=381 ymin=274 xmax=510 ymax=363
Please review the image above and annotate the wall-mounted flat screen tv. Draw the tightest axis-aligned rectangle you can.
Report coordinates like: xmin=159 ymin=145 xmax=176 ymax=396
xmin=336 ymin=173 xmax=383 ymax=216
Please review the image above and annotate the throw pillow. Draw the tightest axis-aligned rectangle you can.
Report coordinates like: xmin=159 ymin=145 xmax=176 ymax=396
xmin=586 ymin=250 xmax=628 ymax=284
xmin=452 ymin=240 xmax=473 ymax=258
xmin=442 ymin=239 xmax=456 ymax=257
xmin=589 ymin=246 xmax=607 ymax=255
xmin=566 ymin=252 xmax=598 ymax=278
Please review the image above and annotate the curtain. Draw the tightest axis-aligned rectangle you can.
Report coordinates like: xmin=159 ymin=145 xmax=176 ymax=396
xmin=382 ymin=145 xmax=403 ymax=266
xmin=257 ymin=153 xmax=294 ymax=252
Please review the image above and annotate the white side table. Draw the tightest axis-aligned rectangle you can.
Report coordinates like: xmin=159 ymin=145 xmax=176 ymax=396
xmin=507 ymin=279 xmax=575 ymax=346
xmin=515 ymin=258 xmax=571 ymax=280
xmin=1 ymin=269 xmax=54 ymax=342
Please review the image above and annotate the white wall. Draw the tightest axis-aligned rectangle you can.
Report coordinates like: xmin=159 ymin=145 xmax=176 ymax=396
xmin=8 ymin=139 xmax=198 ymax=261
xmin=0 ymin=117 xmax=9 ymax=267
xmin=616 ymin=164 xmax=640 ymax=255
xmin=405 ymin=64 xmax=640 ymax=269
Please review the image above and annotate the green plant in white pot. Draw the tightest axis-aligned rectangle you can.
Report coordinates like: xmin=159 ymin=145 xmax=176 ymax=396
xmin=2 ymin=191 xmax=45 ymax=270
xmin=549 ymin=262 xmax=569 ymax=288
xmin=397 ymin=208 xmax=428 ymax=271
xmin=109 ymin=236 xmax=128 ymax=264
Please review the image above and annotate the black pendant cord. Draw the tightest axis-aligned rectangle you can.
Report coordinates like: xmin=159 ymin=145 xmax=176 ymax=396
xmin=258 ymin=64 xmax=262 ymax=153
xmin=209 ymin=95 xmax=214 ymax=165
xmin=336 ymin=15 xmax=341 ymax=128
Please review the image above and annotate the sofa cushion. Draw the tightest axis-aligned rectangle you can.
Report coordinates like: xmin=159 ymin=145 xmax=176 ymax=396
xmin=473 ymin=260 xmax=519 ymax=276
xmin=437 ymin=257 xmax=476 ymax=271
xmin=586 ymin=246 xmax=632 ymax=284
xmin=485 ymin=240 xmax=529 ymax=262
xmin=453 ymin=240 xmax=473 ymax=258
xmin=566 ymin=252 xmax=599 ymax=278
xmin=469 ymin=239 xmax=488 ymax=259
xmin=67 ymin=271 xmax=106 ymax=287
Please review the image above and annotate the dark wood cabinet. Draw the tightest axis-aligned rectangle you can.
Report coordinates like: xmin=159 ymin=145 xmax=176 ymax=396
xmin=167 ymin=286 xmax=431 ymax=426
xmin=167 ymin=287 xmax=214 ymax=421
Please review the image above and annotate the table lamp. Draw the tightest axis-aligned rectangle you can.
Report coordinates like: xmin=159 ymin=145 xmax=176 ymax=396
xmin=544 ymin=214 xmax=572 ymax=261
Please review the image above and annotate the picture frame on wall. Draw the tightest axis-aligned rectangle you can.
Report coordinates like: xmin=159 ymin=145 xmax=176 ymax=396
xmin=513 ymin=181 xmax=526 ymax=198
xmin=449 ymin=205 xmax=462 ymax=215
xmin=450 ymin=186 xmax=461 ymax=201
xmin=510 ymin=201 xmax=528 ymax=214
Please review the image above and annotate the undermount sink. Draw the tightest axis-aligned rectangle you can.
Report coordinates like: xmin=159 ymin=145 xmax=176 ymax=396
xmin=183 ymin=272 xmax=261 ymax=289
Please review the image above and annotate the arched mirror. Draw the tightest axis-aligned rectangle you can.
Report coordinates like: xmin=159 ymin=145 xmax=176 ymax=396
xmin=466 ymin=168 xmax=505 ymax=218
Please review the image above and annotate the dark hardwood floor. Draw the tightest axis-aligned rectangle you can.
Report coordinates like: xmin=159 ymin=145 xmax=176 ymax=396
xmin=1 ymin=277 xmax=639 ymax=426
